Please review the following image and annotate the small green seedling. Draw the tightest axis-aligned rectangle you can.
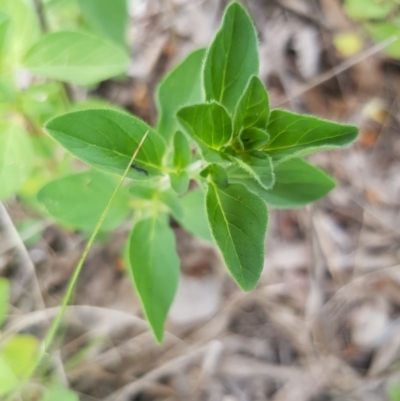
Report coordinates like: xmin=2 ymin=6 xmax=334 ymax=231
xmin=38 ymin=2 xmax=359 ymax=342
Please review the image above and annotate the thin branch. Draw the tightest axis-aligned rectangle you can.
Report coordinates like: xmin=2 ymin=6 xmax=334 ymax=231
xmin=33 ymin=0 xmax=48 ymax=33
xmin=0 ymin=203 xmax=68 ymax=386
xmin=278 ymin=35 xmax=399 ymax=106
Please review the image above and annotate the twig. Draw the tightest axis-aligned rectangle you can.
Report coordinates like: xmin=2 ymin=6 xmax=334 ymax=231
xmin=278 ymin=35 xmax=399 ymax=106
xmin=103 ymin=345 xmax=210 ymax=401
xmin=0 ymin=203 xmax=68 ymax=386
xmin=0 ymin=219 xmax=52 ymax=255
xmin=32 ymin=0 xmax=48 ymax=33
xmin=2 ymin=305 xmax=149 ymax=343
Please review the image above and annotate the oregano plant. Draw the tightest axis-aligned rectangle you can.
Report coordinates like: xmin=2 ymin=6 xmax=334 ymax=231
xmin=38 ymin=2 xmax=359 ymax=342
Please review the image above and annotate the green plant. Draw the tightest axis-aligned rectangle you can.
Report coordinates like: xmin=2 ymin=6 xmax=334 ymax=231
xmin=0 ymin=278 xmax=40 ymax=396
xmin=36 ymin=1 xmax=359 ymax=343
xmin=344 ymin=0 xmax=400 ymax=58
xmin=0 ymin=277 xmax=80 ymax=400
xmin=0 ymin=0 xmax=130 ymax=204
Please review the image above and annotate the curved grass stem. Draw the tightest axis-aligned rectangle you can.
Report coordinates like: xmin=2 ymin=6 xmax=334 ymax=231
xmin=6 ymin=131 xmax=149 ymax=401
xmin=44 ymin=130 xmax=149 ymax=352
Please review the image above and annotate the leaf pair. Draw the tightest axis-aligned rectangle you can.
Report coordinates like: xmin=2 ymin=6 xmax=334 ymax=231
xmin=0 ymin=0 xmax=129 ymax=85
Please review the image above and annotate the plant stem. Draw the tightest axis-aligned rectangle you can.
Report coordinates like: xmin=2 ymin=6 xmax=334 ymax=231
xmin=6 ymin=131 xmax=149 ymax=401
xmin=43 ymin=130 xmax=149 ymax=352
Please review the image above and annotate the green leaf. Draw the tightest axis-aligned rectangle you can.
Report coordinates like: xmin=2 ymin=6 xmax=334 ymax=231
xmin=0 ymin=357 xmax=17 ymax=395
xmin=200 ymin=164 xmax=229 ymax=188
xmin=203 ymin=2 xmax=259 ymax=113
xmin=170 ymin=171 xmax=190 ymax=195
xmin=230 ymin=152 xmax=274 ymax=190
xmin=344 ymin=0 xmax=397 ymax=21
xmin=228 ymin=158 xmax=336 ymax=208
xmin=179 ymin=189 xmax=213 ymax=242
xmin=173 ymin=131 xmax=192 ymax=170
xmin=264 ymin=109 xmax=358 ymax=163
xmin=238 ymin=127 xmax=270 ymax=151
xmin=0 ymin=334 xmax=39 ymax=395
xmin=177 ymin=102 xmax=232 ymax=150
xmin=159 ymin=191 xmax=184 ymax=221
xmin=0 ymin=0 xmax=40 ymax=64
xmin=38 ymin=171 xmax=131 ymax=231
xmin=0 ymin=122 xmax=34 ymax=200
xmin=206 ymin=182 xmax=267 ymax=290
xmin=366 ymin=23 xmax=400 ymax=59
xmin=41 ymin=385 xmax=79 ymax=401
xmin=234 ymin=76 xmax=270 ymax=133
xmin=24 ymin=31 xmax=130 ymax=86
xmin=157 ymin=48 xmax=206 ymax=141
xmin=78 ymin=0 xmax=128 ymax=47
xmin=128 ymin=213 xmax=179 ymax=342
xmin=45 ymin=109 xmax=166 ymax=179
xmin=0 ymin=277 xmax=9 ymax=327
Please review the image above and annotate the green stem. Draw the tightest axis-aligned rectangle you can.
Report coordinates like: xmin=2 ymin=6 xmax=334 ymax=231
xmin=44 ymin=130 xmax=149 ymax=352
xmin=7 ymin=131 xmax=149 ymax=401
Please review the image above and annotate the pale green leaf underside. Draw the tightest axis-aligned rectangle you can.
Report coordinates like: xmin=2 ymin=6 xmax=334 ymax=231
xmin=0 ymin=122 xmax=33 ymax=200
xmin=206 ymin=182 xmax=267 ymax=290
xmin=157 ymin=48 xmax=206 ymax=141
xmin=38 ymin=171 xmax=131 ymax=231
xmin=78 ymin=0 xmax=128 ymax=47
xmin=234 ymin=76 xmax=270 ymax=133
xmin=129 ymin=213 xmax=179 ymax=342
xmin=177 ymin=102 xmax=232 ymax=150
xmin=264 ymin=109 xmax=359 ymax=162
xmin=24 ymin=31 xmax=130 ymax=85
xmin=228 ymin=158 xmax=336 ymax=208
xmin=203 ymin=2 xmax=259 ymax=112
xmin=45 ymin=109 xmax=166 ymax=179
